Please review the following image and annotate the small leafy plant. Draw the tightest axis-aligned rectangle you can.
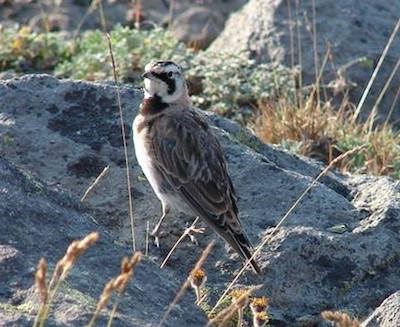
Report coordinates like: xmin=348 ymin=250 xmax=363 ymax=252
xmin=0 ymin=26 xmax=72 ymax=72
xmin=55 ymin=25 xmax=194 ymax=82
xmin=189 ymin=51 xmax=295 ymax=122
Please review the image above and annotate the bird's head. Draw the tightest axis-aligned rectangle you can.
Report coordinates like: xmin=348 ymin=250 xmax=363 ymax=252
xmin=142 ymin=60 xmax=189 ymax=104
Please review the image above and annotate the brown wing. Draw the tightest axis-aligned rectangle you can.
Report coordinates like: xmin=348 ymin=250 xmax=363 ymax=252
xmin=149 ymin=108 xmax=261 ymax=273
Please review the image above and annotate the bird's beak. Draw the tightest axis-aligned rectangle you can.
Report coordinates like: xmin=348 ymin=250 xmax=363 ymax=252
xmin=142 ymin=71 xmax=153 ymax=79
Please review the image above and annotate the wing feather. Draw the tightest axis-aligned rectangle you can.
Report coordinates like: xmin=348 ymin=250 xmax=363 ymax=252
xmin=148 ymin=108 xmax=261 ymax=274
xmin=150 ymin=110 xmax=233 ymax=214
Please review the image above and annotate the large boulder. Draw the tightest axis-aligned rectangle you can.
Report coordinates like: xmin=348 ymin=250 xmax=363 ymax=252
xmin=170 ymin=7 xmax=225 ymax=50
xmin=0 ymin=75 xmax=399 ymax=325
xmin=209 ymin=0 xmax=400 ymax=125
xmin=362 ymin=291 xmax=400 ymax=327
xmin=0 ymin=157 xmax=207 ymax=326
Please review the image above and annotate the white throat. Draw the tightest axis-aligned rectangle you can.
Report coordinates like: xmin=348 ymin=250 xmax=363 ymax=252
xmin=144 ymin=88 xmax=152 ymax=99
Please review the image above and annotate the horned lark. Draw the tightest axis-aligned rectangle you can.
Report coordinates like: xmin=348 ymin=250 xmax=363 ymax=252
xmin=133 ymin=60 xmax=261 ymax=274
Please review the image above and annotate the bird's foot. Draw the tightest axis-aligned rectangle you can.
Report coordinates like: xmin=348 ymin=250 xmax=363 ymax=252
xmin=151 ymin=228 xmax=161 ymax=248
xmin=154 ymin=235 xmax=160 ymax=248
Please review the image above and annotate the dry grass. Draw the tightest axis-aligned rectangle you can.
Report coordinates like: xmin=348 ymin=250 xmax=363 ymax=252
xmin=206 ymin=288 xmax=250 ymax=327
xmin=73 ymin=0 xmax=102 ymax=39
xmin=33 ymin=233 xmax=143 ymax=327
xmin=160 ymin=216 xmax=205 ymax=268
xmin=35 ymin=258 xmax=48 ymax=305
xmin=254 ymin=16 xmax=400 ymax=179
xmin=253 ymin=311 xmax=269 ymax=327
xmin=33 ymin=232 xmax=99 ymax=327
xmin=158 ymin=242 xmax=214 ymax=327
xmin=206 ymin=288 xmax=268 ymax=327
xmin=106 ymin=33 xmax=137 ymax=252
xmin=255 ymin=88 xmax=400 ymax=178
xmin=250 ymin=296 xmax=269 ymax=314
xmin=353 ymin=17 xmax=400 ymax=121
xmin=88 ymin=252 xmax=142 ymax=327
xmin=80 ymin=165 xmax=110 ymax=202
xmin=321 ymin=310 xmax=361 ymax=327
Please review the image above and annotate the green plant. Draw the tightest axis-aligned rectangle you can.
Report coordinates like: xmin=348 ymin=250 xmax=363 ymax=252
xmin=0 ymin=26 xmax=72 ymax=72
xmin=55 ymin=25 xmax=194 ymax=82
xmin=189 ymin=52 xmax=295 ymax=122
xmin=231 ymin=130 xmax=261 ymax=152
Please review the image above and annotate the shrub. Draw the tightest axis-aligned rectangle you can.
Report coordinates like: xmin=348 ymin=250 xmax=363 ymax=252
xmin=55 ymin=25 xmax=194 ymax=82
xmin=189 ymin=52 xmax=295 ymax=123
xmin=255 ymin=92 xmax=400 ymax=178
xmin=0 ymin=26 xmax=72 ymax=72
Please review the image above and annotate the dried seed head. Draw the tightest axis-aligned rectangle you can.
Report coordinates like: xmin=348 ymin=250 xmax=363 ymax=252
xmin=250 ymin=296 xmax=269 ymax=313
xmin=47 ymin=232 xmax=100 ymax=291
xmin=253 ymin=311 xmax=269 ymax=327
xmin=113 ymin=272 xmax=132 ymax=293
xmin=229 ymin=289 xmax=246 ymax=299
xmin=121 ymin=257 xmax=131 ymax=274
xmin=35 ymin=258 xmax=48 ymax=304
xmin=321 ymin=311 xmax=360 ymax=327
xmin=114 ymin=252 xmax=142 ymax=293
xmin=190 ymin=268 xmax=207 ymax=304
xmin=96 ymin=278 xmax=116 ymax=312
xmin=229 ymin=289 xmax=249 ymax=308
xmin=78 ymin=232 xmax=100 ymax=251
xmin=130 ymin=252 xmax=142 ymax=267
xmin=190 ymin=268 xmax=207 ymax=288
xmin=121 ymin=252 xmax=142 ymax=274
xmin=62 ymin=232 xmax=99 ymax=274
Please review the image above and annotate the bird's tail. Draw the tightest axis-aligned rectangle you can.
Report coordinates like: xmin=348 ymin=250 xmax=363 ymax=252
xmin=178 ymin=187 xmax=261 ymax=274
xmin=227 ymin=230 xmax=262 ymax=275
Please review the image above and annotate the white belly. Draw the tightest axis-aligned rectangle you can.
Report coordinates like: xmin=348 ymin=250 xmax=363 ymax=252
xmin=132 ymin=114 xmax=194 ymax=214
xmin=133 ymin=115 xmax=164 ymax=200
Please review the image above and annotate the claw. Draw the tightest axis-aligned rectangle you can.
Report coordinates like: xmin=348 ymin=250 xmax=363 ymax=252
xmin=154 ymin=235 xmax=160 ymax=248
xmin=189 ymin=233 xmax=198 ymax=245
xmin=151 ymin=228 xmax=161 ymax=248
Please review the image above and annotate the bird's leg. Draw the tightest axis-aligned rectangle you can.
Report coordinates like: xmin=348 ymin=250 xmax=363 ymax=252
xmin=151 ymin=204 xmax=170 ymax=248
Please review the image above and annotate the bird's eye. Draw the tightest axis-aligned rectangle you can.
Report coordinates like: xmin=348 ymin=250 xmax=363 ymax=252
xmin=168 ymin=72 xmax=173 ymax=77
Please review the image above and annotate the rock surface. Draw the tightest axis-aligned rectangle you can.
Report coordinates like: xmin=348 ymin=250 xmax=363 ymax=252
xmin=0 ymin=157 xmax=207 ymax=326
xmin=362 ymin=291 xmax=400 ymax=327
xmin=209 ymin=0 xmax=400 ymax=125
xmin=0 ymin=75 xmax=399 ymax=326
xmin=170 ymin=7 xmax=225 ymax=49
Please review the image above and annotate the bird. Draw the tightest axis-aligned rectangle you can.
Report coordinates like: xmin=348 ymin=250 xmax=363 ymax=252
xmin=132 ymin=60 xmax=261 ymax=274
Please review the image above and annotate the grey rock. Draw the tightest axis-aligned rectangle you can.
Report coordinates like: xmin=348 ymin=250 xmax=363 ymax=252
xmin=362 ymin=291 xmax=400 ymax=327
xmin=209 ymin=0 xmax=400 ymax=125
xmin=29 ymin=13 xmax=70 ymax=32
xmin=0 ymin=0 xmax=247 ymax=34
xmin=0 ymin=157 xmax=207 ymax=326
xmin=171 ymin=7 xmax=225 ymax=50
xmin=0 ymin=71 xmax=19 ymax=80
xmin=0 ymin=75 xmax=399 ymax=325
